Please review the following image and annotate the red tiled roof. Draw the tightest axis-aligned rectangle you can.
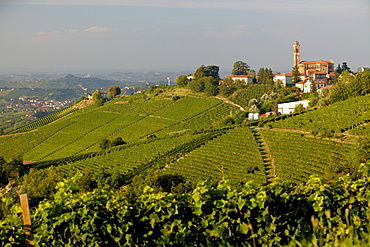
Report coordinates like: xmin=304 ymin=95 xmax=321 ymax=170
xmin=295 ymin=81 xmax=306 ymax=84
xmin=300 ymin=60 xmax=333 ymax=64
xmin=226 ymin=74 xmax=253 ymax=78
xmin=275 ymin=72 xmax=293 ymax=76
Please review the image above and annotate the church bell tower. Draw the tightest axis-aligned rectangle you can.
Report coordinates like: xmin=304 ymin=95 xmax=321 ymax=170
xmin=293 ymin=41 xmax=300 ymax=67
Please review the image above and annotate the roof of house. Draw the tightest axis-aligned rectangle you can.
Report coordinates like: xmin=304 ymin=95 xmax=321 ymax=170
xmin=275 ymin=72 xmax=293 ymax=77
xmin=318 ymin=85 xmax=335 ymax=90
xmin=296 ymin=80 xmax=327 ymax=85
xmin=295 ymin=80 xmax=309 ymax=84
xmin=299 ymin=60 xmax=334 ymax=64
xmin=226 ymin=74 xmax=253 ymax=78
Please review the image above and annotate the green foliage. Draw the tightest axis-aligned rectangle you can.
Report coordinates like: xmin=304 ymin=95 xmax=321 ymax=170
xmin=204 ymin=81 xmax=218 ymax=96
xmin=188 ymin=78 xmax=205 ymax=92
xmin=99 ymin=137 xmax=126 ymax=149
xmin=194 ymin=65 xmax=220 ymax=80
xmin=5 ymin=106 xmax=78 ymax=135
xmin=2 ymin=164 xmax=370 ymax=246
xmin=258 ymin=67 xmax=274 ymax=85
xmin=328 ymin=70 xmax=370 ymax=104
xmin=229 ymin=84 xmax=272 ymax=108
xmin=232 ymin=61 xmax=250 ymax=75
xmin=293 ymin=103 xmax=305 ymax=113
xmin=269 ymin=94 xmax=370 ymax=134
xmin=20 ymin=167 xmax=66 ymax=206
xmin=0 ymin=157 xmax=25 ymax=187
xmin=92 ymin=91 xmax=104 ymax=106
xmin=172 ymin=95 xmax=180 ymax=101
xmin=108 ymin=85 xmax=121 ymax=98
xmin=292 ymin=65 xmax=301 ymax=83
xmin=175 ymin=75 xmax=189 ymax=87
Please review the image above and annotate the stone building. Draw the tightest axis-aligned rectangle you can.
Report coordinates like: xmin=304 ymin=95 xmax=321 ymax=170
xmin=293 ymin=41 xmax=334 ymax=81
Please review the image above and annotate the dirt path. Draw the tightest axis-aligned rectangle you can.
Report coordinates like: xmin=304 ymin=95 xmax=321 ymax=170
xmin=214 ymin=96 xmax=245 ymax=111
xmin=251 ymin=129 xmax=276 ymax=181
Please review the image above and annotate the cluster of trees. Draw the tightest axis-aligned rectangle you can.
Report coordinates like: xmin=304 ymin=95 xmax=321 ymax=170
xmin=99 ymin=137 xmax=126 ymax=149
xmin=305 ymin=70 xmax=370 ymax=109
xmin=0 ymin=157 xmax=25 ymax=188
xmin=176 ymin=62 xmax=279 ymax=98
xmin=329 ymin=70 xmax=370 ymax=103
xmin=91 ymin=85 xmax=121 ymax=106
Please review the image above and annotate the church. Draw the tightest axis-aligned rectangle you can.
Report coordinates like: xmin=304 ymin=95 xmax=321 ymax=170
xmin=293 ymin=41 xmax=334 ymax=81
xmin=293 ymin=41 xmax=334 ymax=92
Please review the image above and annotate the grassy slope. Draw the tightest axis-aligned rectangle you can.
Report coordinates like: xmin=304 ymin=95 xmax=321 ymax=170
xmin=0 ymin=89 xmax=367 ymax=184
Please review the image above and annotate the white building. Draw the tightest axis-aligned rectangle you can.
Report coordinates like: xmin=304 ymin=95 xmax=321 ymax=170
xmin=277 ymin=100 xmax=310 ymax=115
xmin=295 ymin=80 xmax=327 ymax=93
xmin=225 ymin=75 xmax=254 ymax=85
xmin=273 ymin=72 xmax=305 ymax=87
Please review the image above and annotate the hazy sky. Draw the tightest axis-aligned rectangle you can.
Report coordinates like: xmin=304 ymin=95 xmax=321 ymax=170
xmin=0 ymin=0 xmax=369 ymax=74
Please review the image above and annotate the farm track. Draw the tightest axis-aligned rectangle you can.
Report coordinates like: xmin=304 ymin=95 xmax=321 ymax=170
xmin=251 ymin=129 xmax=275 ymax=182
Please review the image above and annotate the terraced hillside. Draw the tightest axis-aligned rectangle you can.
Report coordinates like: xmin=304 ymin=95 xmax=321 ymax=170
xmin=0 ymin=94 xmax=235 ymax=162
xmin=268 ymin=94 xmax=370 ymax=133
xmin=0 ymin=90 xmax=368 ymax=185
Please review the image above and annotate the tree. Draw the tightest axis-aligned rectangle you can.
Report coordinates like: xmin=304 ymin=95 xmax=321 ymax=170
xmin=175 ymin=75 xmax=189 ymax=87
xmin=310 ymin=83 xmax=317 ymax=94
xmin=293 ymin=103 xmax=305 ymax=113
xmin=336 ymin=63 xmax=343 ymax=74
xmin=188 ymin=79 xmax=205 ymax=93
xmin=292 ymin=65 xmax=301 ymax=84
xmin=194 ymin=65 xmax=220 ymax=79
xmin=204 ymin=81 xmax=218 ymax=96
xmin=20 ymin=167 xmax=65 ymax=206
xmin=218 ymin=84 xmax=234 ymax=97
xmin=92 ymin=91 xmax=104 ymax=106
xmin=258 ymin=68 xmax=273 ymax=85
xmin=341 ymin=62 xmax=352 ymax=73
xmin=108 ymin=85 xmax=121 ymax=98
xmin=232 ymin=61 xmax=250 ymax=75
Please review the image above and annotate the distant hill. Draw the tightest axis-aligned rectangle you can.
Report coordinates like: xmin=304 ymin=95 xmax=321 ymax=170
xmin=0 ymin=74 xmax=121 ymax=89
xmin=0 ymin=87 xmax=367 ymax=185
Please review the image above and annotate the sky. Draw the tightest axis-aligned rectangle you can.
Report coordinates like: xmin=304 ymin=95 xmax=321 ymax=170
xmin=0 ymin=0 xmax=369 ymax=75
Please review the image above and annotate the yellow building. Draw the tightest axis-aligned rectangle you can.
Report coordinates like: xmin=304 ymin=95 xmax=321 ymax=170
xmin=293 ymin=41 xmax=334 ymax=81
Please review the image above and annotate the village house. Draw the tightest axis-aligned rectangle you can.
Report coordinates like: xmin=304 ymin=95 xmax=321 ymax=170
xmin=225 ymin=74 xmax=254 ymax=85
xmin=295 ymin=80 xmax=328 ymax=93
xmin=278 ymin=100 xmax=310 ymax=115
xmin=273 ymin=72 xmax=305 ymax=87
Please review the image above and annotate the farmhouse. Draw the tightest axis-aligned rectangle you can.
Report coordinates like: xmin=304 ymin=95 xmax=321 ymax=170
xmin=225 ymin=74 xmax=254 ymax=85
xmin=277 ymin=100 xmax=310 ymax=115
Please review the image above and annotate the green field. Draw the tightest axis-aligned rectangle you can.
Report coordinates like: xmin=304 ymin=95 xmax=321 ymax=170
xmin=0 ymin=90 xmax=368 ymax=185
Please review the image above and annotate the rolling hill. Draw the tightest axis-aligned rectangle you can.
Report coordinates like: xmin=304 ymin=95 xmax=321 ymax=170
xmin=0 ymin=87 xmax=368 ymax=185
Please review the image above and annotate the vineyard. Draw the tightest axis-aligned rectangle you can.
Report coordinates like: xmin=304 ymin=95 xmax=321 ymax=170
xmin=6 ymin=106 xmax=79 ymax=135
xmin=165 ymin=127 xmax=266 ymax=183
xmin=229 ymin=84 xmax=272 ymax=108
xmin=1 ymin=87 xmax=370 ymax=246
xmin=268 ymin=95 xmax=370 ymax=133
xmin=0 ymin=95 xmax=234 ymax=163
xmin=0 ymin=90 xmax=367 ymax=186
xmin=1 ymin=164 xmax=369 ymax=246
xmin=259 ymin=129 xmax=355 ymax=183
xmin=58 ymin=133 xmax=200 ymax=175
